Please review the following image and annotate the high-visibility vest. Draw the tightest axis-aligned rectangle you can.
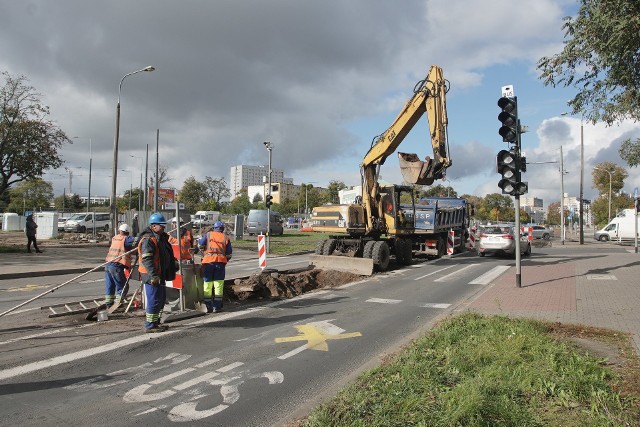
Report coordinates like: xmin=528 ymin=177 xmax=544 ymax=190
xmin=169 ymin=229 xmax=193 ymax=260
xmin=105 ymin=235 xmax=131 ymax=268
xmin=137 ymin=235 xmax=160 ymax=274
xmin=202 ymin=231 xmax=229 ymax=264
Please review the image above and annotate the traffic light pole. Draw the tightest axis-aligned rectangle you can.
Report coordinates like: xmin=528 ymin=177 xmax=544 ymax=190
xmin=267 ymin=145 xmax=272 ymax=254
xmin=514 ymin=120 xmax=522 ymax=288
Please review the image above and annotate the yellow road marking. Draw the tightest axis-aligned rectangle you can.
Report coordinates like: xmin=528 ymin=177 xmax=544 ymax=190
xmin=275 ymin=324 xmax=361 ymax=351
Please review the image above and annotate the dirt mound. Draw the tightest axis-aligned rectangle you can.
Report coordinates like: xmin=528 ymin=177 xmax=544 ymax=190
xmin=230 ymin=269 xmax=364 ymax=301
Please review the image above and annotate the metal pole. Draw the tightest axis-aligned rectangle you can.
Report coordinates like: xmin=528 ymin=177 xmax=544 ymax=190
xmin=560 ymin=146 xmax=565 ymax=245
xmin=267 ymin=146 xmax=272 ymax=254
xmin=144 ymin=144 xmax=149 ymax=218
xmin=154 ymin=129 xmax=159 ymax=211
xmin=515 ymin=195 xmax=521 ymax=288
xmin=579 ymin=121 xmax=584 ymax=244
xmin=87 ymin=138 xmax=92 ymax=213
xmin=607 ymin=172 xmax=612 ymax=223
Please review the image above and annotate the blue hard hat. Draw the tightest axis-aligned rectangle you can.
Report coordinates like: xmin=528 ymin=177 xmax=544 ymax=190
xmin=213 ymin=221 xmax=224 ymax=231
xmin=149 ymin=212 xmax=167 ymax=225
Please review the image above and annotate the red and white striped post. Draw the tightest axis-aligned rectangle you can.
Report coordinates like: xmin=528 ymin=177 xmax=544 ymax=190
xmin=447 ymin=230 xmax=454 ymax=255
xmin=467 ymin=226 xmax=477 ymax=250
xmin=258 ymin=234 xmax=266 ymax=270
xmin=528 ymin=226 xmax=533 ymax=242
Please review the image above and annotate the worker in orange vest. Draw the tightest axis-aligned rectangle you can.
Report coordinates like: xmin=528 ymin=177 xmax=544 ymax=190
xmin=137 ymin=213 xmax=178 ymax=333
xmin=104 ymin=223 xmax=135 ymax=307
xmin=198 ymin=221 xmax=232 ymax=313
xmin=168 ymin=217 xmax=198 ymax=261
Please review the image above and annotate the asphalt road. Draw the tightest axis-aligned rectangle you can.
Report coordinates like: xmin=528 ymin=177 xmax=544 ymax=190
xmin=0 ymin=247 xmax=524 ymax=426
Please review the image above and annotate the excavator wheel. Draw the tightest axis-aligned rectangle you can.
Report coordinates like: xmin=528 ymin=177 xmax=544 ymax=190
xmin=363 ymin=240 xmax=376 ymax=259
xmin=394 ymin=239 xmax=406 ymax=265
xmin=372 ymin=241 xmax=390 ymax=271
xmin=315 ymin=239 xmax=327 ymax=255
xmin=323 ymin=239 xmax=337 ymax=256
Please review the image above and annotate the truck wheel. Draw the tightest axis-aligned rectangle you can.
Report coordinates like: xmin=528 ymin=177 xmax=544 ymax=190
xmin=315 ymin=239 xmax=327 ymax=255
xmin=323 ymin=239 xmax=337 ymax=256
xmin=104 ymin=224 xmax=109 ymax=232
xmin=599 ymin=235 xmax=609 ymax=242
xmin=394 ymin=239 xmax=406 ymax=265
xmin=403 ymin=240 xmax=413 ymax=264
xmin=372 ymin=241 xmax=390 ymax=271
xmin=363 ymin=241 xmax=376 ymax=259
xmin=436 ymin=237 xmax=445 ymax=258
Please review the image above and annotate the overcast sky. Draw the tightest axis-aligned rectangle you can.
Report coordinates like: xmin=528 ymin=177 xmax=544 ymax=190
xmin=2 ymin=0 xmax=640 ymax=207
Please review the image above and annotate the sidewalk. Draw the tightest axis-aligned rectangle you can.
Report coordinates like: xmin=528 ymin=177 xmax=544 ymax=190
xmin=462 ymin=239 xmax=640 ymax=349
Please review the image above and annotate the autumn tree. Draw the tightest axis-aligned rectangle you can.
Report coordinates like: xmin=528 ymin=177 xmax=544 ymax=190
xmin=420 ymin=184 xmax=457 ymax=198
xmin=325 ymin=180 xmax=346 ymax=204
xmin=203 ymin=176 xmax=231 ymax=210
xmin=0 ymin=71 xmax=70 ymax=204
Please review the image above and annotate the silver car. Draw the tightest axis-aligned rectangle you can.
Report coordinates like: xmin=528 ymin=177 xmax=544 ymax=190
xmin=478 ymin=225 xmax=531 ymax=258
xmin=528 ymin=225 xmax=551 ymax=240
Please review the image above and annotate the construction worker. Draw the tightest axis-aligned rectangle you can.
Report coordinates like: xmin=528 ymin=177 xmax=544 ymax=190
xmin=132 ymin=213 xmax=140 ymax=237
xmin=104 ymin=223 xmax=135 ymax=307
xmin=198 ymin=220 xmax=232 ymax=313
xmin=168 ymin=217 xmax=198 ymax=262
xmin=137 ymin=212 xmax=178 ymax=333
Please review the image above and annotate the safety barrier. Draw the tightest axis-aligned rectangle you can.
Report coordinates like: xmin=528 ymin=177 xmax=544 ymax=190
xmin=258 ymin=234 xmax=266 ymax=270
xmin=447 ymin=230 xmax=454 ymax=255
xmin=467 ymin=226 xmax=477 ymax=249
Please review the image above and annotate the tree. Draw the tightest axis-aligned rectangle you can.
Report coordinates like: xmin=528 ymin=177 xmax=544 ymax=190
xmin=619 ymin=139 xmax=640 ymax=168
xmin=179 ymin=176 xmax=207 ymax=212
xmin=203 ymin=176 xmax=231 ymax=210
xmin=537 ymin=0 xmax=640 ymax=126
xmin=0 ymin=71 xmax=70 ymax=203
xmin=252 ymin=193 xmax=263 ymax=204
xmin=147 ymin=164 xmax=172 ymax=191
xmin=227 ymin=190 xmax=251 ymax=215
xmin=326 ymin=180 xmax=346 ymax=204
xmin=7 ymin=179 xmax=53 ymax=214
xmin=420 ymin=184 xmax=457 ymax=198
xmin=481 ymin=193 xmax=513 ymax=222
xmin=591 ymin=162 xmax=626 ymax=196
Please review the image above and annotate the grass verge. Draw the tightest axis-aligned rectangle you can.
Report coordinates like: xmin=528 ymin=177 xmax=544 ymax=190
xmin=231 ymin=231 xmax=332 ymax=256
xmin=302 ymin=312 xmax=640 ymax=426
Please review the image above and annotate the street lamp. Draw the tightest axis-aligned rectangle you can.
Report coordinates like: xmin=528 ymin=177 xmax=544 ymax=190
xmin=263 ymin=141 xmax=272 ymax=253
xmin=561 ymin=112 xmax=584 ymax=244
xmin=130 ymin=154 xmax=143 ymax=211
xmin=73 ymin=137 xmax=92 ymax=213
xmin=594 ymin=167 xmax=613 ymax=223
xmin=559 ymin=146 xmax=568 ymax=245
xmin=110 ymin=65 xmax=155 ymax=235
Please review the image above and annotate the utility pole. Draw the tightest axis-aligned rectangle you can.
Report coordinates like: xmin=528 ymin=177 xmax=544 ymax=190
xmin=560 ymin=146 xmax=565 ymax=245
xmin=263 ymin=142 xmax=273 ymax=254
xmin=154 ymin=129 xmax=159 ymax=211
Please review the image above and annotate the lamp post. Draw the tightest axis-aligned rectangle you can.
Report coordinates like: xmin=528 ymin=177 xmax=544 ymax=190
xmin=561 ymin=112 xmax=584 ymax=244
xmin=593 ymin=167 xmax=612 ymax=223
xmin=73 ymin=137 xmax=92 ymax=213
xmin=263 ymin=141 xmax=272 ymax=253
xmin=559 ymin=146 xmax=568 ymax=245
xmin=110 ymin=65 xmax=155 ymax=236
xmin=130 ymin=155 xmax=143 ymax=211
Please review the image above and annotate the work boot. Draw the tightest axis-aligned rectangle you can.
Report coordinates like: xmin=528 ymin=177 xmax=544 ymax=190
xmin=36 ymin=250 xmax=43 ymax=253
xmin=144 ymin=325 xmax=168 ymax=333
xmin=212 ymin=297 xmax=223 ymax=313
xmin=204 ymin=300 xmax=214 ymax=314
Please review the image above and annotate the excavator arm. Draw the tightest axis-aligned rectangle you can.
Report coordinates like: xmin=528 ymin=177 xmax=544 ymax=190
xmin=360 ymin=65 xmax=451 ymax=234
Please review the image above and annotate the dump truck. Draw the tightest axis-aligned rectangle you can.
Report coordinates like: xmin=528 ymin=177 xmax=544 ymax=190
xmin=311 ymin=65 xmax=460 ymax=274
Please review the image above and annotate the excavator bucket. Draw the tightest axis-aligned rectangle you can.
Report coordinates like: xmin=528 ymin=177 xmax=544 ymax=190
xmin=398 ymin=152 xmax=436 ymax=186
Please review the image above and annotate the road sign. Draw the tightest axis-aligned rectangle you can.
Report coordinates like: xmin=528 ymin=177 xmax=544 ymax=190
xmin=164 ymin=202 xmax=185 ymax=209
xmin=501 ymin=85 xmax=514 ymax=97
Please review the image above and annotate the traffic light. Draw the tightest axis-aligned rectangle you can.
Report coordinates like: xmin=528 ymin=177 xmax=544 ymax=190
xmin=265 ymin=194 xmax=273 ymax=208
xmin=498 ymin=96 xmax=518 ymax=143
xmin=497 ymin=149 xmax=528 ymax=196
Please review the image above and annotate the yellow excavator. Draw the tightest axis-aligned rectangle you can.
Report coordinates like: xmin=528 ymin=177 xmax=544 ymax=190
xmin=311 ymin=65 xmax=470 ymax=274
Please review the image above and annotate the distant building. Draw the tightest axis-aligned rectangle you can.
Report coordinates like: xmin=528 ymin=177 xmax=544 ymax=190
xmin=520 ymin=196 xmax=545 ymax=224
xmin=229 ymin=165 xmax=291 ymax=200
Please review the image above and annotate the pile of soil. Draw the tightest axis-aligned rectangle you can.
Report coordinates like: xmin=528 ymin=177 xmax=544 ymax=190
xmin=229 ymin=269 xmax=364 ymax=301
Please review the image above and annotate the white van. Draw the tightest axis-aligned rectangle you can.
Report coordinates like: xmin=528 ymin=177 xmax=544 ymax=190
xmin=64 ymin=212 xmax=111 ymax=233
xmin=192 ymin=211 xmax=221 ymax=229
xmin=246 ymin=209 xmax=284 ymax=235
xmin=594 ymin=209 xmax=640 ymax=241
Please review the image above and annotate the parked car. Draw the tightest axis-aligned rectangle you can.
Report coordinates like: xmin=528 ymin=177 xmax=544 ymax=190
xmin=246 ymin=209 xmax=284 ymax=235
xmin=528 ymin=225 xmax=552 ymax=240
xmin=64 ymin=212 xmax=111 ymax=233
xmin=57 ymin=217 xmax=70 ymax=232
xmin=478 ymin=224 xmax=531 ymax=258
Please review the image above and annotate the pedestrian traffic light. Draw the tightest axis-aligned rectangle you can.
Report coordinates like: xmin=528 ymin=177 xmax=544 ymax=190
xmin=498 ymin=96 xmax=518 ymax=143
xmin=265 ymin=194 xmax=273 ymax=208
xmin=497 ymin=149 xmax=528 ymax=196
